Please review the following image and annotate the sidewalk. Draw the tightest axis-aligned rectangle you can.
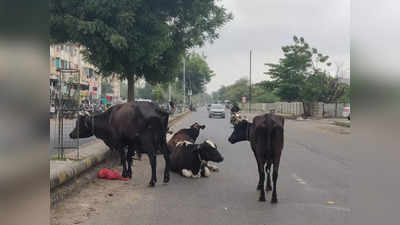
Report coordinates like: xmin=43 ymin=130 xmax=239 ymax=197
xmin=50 ymin=110 xmax=191 ymax=191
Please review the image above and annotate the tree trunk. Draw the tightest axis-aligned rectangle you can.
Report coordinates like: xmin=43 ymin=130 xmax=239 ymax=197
xmin=127 ymin=75 xmax=135 ymax=102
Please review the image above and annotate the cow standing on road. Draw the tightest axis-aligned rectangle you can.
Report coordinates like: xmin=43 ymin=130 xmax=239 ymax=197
xmin=170 ymin=140 xmax=224 ymax=178
xmin=69 ymin=102 xmax=172 ymax=187
xmin=228 ymin=113 xmax=284 ymax=203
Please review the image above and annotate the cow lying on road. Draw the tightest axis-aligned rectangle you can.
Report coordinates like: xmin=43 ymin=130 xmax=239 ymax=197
xmin=69 ymin=102 xmax=172 ymax=187
xmin=167 ymin=122 xmax=206 ymax=151
xmin=170 ymin=140 xmax=224 ymax=178
xmin=228 ymin=113 xmax=284 ymax=203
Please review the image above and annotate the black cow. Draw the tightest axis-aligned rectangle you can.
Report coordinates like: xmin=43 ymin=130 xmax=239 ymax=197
xmin=69 ymin=102 xmax=172 ymax=187
xmin=228 ymin=113 xmax=284 ymax=203
xmin=170 ymin=140 xmax=224 ymax=178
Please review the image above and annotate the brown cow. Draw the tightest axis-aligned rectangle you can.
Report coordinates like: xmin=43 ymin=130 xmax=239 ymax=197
xmin=167 ymin=122 xmax=205 ymax=151
xmin=228 ymin=113 xmax=284 ymax=203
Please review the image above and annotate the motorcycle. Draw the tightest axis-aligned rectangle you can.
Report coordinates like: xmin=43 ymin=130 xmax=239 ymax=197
xmin=230 ymin=111 xmax=242 ymax=125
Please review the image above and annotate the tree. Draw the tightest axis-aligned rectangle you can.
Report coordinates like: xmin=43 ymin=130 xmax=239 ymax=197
xmin=50 ymin=0 xmax=232 ymax=102
xmin=265 ymin=35 xmax=332 ymax=102
xmin=176 ymin=53 xmax=215 ymax=96
xmin=136 ymin=82 xmax=152 ymax=99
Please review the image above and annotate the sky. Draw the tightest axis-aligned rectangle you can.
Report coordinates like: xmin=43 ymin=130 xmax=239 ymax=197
xmin=197 ymin=0 xmax=350 ymax=94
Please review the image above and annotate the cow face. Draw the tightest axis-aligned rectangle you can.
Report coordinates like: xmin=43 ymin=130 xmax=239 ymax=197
xmin=197 ymin=140 xmax=224 ymax=163
xmin=228 ymin=120 xmax=250 ymax=144
xmin=69 ymin=114 xmax=93 ymax=139
xmin=190 ymin=122 xmax=206 ymax=131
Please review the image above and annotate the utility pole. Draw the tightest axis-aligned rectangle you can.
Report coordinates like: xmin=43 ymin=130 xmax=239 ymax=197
xmin=183 ymin=56 xmax=186 ymax=110
xmin=249 ymin=50 xmax=252 ymax=113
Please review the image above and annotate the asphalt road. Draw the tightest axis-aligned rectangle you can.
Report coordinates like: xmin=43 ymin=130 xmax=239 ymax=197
xmin=51 ymin=108 xmax=350 ymax=225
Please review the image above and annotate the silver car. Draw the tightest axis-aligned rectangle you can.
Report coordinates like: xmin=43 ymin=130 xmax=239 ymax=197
xmin=209 ymin=104 xmax=226 ymax=118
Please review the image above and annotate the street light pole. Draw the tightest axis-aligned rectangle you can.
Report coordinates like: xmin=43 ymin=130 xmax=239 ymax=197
xmin=183 ymin=56 xmax=186 ymax=110
xmin=249 ymin=50 xmax=252 ymax=113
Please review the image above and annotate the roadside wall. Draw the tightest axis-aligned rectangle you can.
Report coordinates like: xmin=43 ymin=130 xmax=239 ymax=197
xmin=239 ymin=102 xmax=347 ymax=118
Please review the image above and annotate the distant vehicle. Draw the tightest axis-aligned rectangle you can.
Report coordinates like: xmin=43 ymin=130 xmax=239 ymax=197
xmin=207 ymin=104 xmax=211 ymax=111
xmin=209 ymin=104 xmax=226 ymax=118
xmin=343 ymin=106 xmax=350 ymax=120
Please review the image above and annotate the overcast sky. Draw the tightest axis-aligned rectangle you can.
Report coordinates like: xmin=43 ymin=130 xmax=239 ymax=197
xmin=197 ymin=0 xmax=350 ymax=94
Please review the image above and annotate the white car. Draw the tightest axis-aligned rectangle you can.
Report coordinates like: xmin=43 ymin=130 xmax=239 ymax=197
xmin=343 ymin=106 xmax=350 ymax=120
xmin=208 ymin=104 xmax=226 ymax=118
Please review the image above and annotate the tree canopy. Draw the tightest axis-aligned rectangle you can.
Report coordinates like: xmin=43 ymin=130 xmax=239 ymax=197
xmin=265 ymin=35 xmax=347 ymax=103
xmin=176 ymin=53 xmax=215 ymax=96
xmin=212 ymin=78 xmax=280 ymax=103
xmin=50 ymin=0 xmax=232 ymax=101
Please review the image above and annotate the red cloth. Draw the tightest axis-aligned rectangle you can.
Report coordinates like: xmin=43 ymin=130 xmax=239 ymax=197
xmin=97 ymin=168 xmax=129 ymax=181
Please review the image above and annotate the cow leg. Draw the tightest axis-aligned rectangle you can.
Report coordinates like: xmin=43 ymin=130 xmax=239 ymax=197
xmin=148 ymin=152 xmax=157 ymax=187
xmin=162 ymin=142 xmax=170 ymax=183
xmin=271 ymin=160 xmax=280 ymax=204
xmin=256 ymin=158 xmax=266 ymax=202
xmin=120 ymin=149 xmax=128 ymax=178
xmin=126 ymin=147 xmax=134 ymax=179
xmin=265 ymin=160 xmax=272 ymax=192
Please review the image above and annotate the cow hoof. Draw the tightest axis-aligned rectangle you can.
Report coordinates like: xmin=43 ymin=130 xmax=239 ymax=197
xmin=259 ymin=196 xmax=266 ymax=202
xmin=122 ymin=171 xmax=128 ymax=178
xmin=271 ymin=198 xmax=278 ymax=204
xmin=163 ymin=176 xmax=170 ymax=183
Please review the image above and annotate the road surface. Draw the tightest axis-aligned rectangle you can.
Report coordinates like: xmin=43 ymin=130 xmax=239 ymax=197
xmin=51 ymin=108 xmax=350 ymax=225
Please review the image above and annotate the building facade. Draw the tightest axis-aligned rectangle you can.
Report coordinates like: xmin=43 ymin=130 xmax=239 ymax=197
xmin=49 ymin=44 xmax=122 ymax=106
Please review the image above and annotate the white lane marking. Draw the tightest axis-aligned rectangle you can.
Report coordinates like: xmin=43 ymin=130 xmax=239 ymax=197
xmin=206 ymin=140 xmax=216 ymax=148
xmin=292 ymin=173 xmax=307 ymax=184
xmin=294 ymin=203 xmax=351 ymax=212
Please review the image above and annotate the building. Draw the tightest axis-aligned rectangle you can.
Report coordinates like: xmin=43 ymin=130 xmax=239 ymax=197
xmin=49 ymin=44 xmax=113 ymax=105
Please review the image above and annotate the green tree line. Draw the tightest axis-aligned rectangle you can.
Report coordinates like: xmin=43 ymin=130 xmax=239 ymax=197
xmin=212 ymin=36 xmax=350 ymax=105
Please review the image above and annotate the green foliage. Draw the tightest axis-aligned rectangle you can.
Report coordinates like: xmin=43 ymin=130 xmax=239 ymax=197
xmin=50 ymin=0 xmax=232 ymax=101
xmin=265 ymin=35 xmax=344 ymax=103
xmin=136 ymin=82 xmax=152 ymax=99
xmin=212 ymin=78 xmax=280 ymax=103
xmin=101 ymin=81 xmax=113 ymax=98
xmin=176 ymin=53 xmax=215 ymax=96
xmin=151 ymin=85 xmax=165 ymax=103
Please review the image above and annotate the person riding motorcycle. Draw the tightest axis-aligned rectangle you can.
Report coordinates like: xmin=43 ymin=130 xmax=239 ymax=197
xmin=230 ymin=103 xmax=240 ymax=113
xmin=230 ymin=103 xmax=241 ymax=124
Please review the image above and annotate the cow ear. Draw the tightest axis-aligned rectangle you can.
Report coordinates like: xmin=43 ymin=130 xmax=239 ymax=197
xmin=200 ymin=125 xmax=206 ymax=129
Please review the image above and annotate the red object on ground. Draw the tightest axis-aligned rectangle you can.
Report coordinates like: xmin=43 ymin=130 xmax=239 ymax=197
xmin=97 ymin=168 xmax=129 ymax=181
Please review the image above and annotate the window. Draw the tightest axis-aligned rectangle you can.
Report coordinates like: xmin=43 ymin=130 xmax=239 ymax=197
xmin=55 ymin=58 xmax=60 ymax=69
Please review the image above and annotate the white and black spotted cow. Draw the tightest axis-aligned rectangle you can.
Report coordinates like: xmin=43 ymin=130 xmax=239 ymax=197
xmin=170 ymin=140 xmax=224 ymax=178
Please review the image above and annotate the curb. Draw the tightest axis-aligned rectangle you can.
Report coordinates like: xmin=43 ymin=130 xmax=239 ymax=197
xmin=50 ymin=146 xmax=110 ymax=190
xmin=50 ymin=110 xmax=191 ymax=191
xmin=333 ymin=121 xmax=351 ymax=128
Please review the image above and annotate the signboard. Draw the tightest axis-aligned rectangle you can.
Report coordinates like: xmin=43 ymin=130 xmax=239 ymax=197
xmin=242 ymin=96 xmax=246 ymax=104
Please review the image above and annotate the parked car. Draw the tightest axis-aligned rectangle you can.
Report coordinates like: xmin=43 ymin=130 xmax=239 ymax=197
xmin=343 ymin=106 xmax=351 ymax=120
xmin=209 ymin=104 xmax=226 ymax=118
